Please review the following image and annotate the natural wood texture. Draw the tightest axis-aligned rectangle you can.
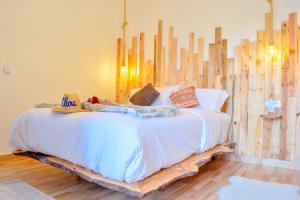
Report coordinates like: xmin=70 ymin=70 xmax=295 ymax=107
xmin=115 ymin=12 xmax=300 ymax=162
xmin=13 ymin=143 xmax=234 ymax=198
xmin=1 ymin=154 xmax=300 ymax=200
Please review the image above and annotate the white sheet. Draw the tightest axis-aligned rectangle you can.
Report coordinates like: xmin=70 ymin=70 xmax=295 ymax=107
xmin=9 ymin=108 xmax=231 ymax=183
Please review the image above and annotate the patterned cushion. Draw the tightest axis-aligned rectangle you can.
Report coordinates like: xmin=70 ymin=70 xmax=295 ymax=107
xmin=169 ymin=86 xmax=199 ymax=108
xmin=129 ymin=83 xmax=160 ymax=106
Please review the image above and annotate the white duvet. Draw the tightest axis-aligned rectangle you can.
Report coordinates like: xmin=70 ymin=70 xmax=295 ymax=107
xmin=9 ymin=108 xmax=231 ymax=183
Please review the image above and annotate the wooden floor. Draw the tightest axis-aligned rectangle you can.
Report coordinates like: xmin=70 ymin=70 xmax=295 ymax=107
xmin=0 ymin=154 xmax=299 ymax=200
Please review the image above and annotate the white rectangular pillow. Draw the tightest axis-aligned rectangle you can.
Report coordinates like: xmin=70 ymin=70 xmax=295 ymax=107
xmin=195 ymin=89 xmax=229 ymax=112
xmin=129 ymin=85 xmax=180 ymax=106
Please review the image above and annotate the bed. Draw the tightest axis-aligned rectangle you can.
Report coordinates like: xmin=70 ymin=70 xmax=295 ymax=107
xmin=9 ymin=106 xmax=233 ymax=197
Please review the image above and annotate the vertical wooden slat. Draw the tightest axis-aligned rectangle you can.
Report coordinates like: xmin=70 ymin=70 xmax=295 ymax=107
xmin=239 ymin=39 xmax=250 ymax=155
xmin=156 ymin=20 xmax=163 ymax=86
xmin=246 ymin=42 xmax=258 ymax=156
xmin=271 ymin=31 xmax=282 ymax=158
xmin=280 ymin=21 xmax=289 ymax=160
xmin=208 ymin=44 xmax=216 ymax=88
xmin=161 ymin=47 xmax=166 ymax=86
xmin=286 ymin=13 xmax=298 ymax=160
xmin=187 ymin=33 xmax=195 ymax=85
xmin=288 ymin=13 xmax=297 ymax=97
xmin=168 ymin=26 xmax=174 ymax=85
xmin=198 ymin=38 xmax=204 ymax=87
xmin=221 ymin=39 xmax=228 ymax=89
xmin=215 ymin=27 xmax=222 ymax=79
xmin=265 ymin=12 xmax=273 ymax=99
xmin=193 ymin=53 xmax=199 ymax=86
xmin=132 ymin=37 xmax=138 ymax=88
xmin=180 ymin=48 xmax=186 ymax=83
xmin=233 ymin=46 xmax=242 ymax=152
xmin=153 ymin=35 xmax=158 ymax=85
xmin=226 ymin=58 xmax=234 ymax=116
xmin=172 ymin=38 xmax=178 ymax=85
xmin=139 ymin=33 xmax=145 ymax=87
xmin=116 ymin=38 xmax=122 ymax=103
xmin=202 ymin=61 xmax=209 ymax=88
xmin=296 ymin=27 xmax=300 ymax=161
xmin=127 ymin=49 xmax=133 ymax=97
xmin=255 ymin=31 xmax=266 ymax=157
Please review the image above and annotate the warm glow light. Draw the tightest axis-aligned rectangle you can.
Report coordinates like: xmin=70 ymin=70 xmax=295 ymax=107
xmin=121 ymin=65 xmax=128 ymax=74
xmin=268 ymin=45 xmax=276 ymax=56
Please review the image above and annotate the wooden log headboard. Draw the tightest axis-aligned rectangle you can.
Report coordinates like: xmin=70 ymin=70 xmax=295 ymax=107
xmin=115 ymin=21 xmax=233 ymax=114
xmin=115 ymin=12 xmax=300 ymax=162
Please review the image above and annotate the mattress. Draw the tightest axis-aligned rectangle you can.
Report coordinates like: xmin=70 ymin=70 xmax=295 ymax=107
xmin=9 ymin=108 xmax=231 ymax=183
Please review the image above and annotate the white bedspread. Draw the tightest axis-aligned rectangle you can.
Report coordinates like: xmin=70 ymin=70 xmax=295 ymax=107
xmin=9 ymin=108 xmax=231 ymax=183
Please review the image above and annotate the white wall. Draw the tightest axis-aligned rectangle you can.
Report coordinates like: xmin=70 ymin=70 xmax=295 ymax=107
xmin=0 ymin=0 xmax=123 ymax=154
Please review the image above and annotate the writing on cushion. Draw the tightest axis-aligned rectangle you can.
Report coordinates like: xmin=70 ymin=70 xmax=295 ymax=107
xmin=61 ymin=97 xmax=77 ymax=107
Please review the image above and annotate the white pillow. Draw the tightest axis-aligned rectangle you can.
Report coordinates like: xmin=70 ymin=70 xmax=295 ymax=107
xmin=195 ymin=89 xmax=229 ymax=112
xmin=151 ymin=85 xmax=180 ymax=106
xmin=129 ymin=85 xmax=180 ymax=106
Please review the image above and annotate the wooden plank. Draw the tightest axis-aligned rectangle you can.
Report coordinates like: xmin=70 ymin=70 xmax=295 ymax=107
xmin=215 ymin=27 xmax=222 ymax=79
xmin=202 ymin=61 xmax=209 ymax=88
xmin=139 ymin=33 xmax=145 ymax=87
xmin=264 ymin=12 xmax=273 ymax=99
xmin=180 ymin=48 xmax=186 ymax=83
xmin=198 ymin=38 xmax=204 ymax=87
xmin=287 ymin=97 xmax=297 ymax=160
xmin=161 ymin=47 xmax=166 ymax=86
xmin=288 ymin=13 xmax=297 ymax=97
xmin=239 ymin=39 xmax=250 ymax=155
xmin=287 ymin=13 xmax=298 ymax=160
xmin=193 ymin=53 xmax=199 ymax=84
xmin=14 ymin=144 xmax=234 ymax=198
xmin=271 ymin=31 xmax=282 ymax=159
xmin=208 ymin=44 xmax=216 ymax=88
xmin=296 ymin=27 xmax=300 ymax=161
xmin=255 ymin=31 xmax=266 ymax=158
xmin=127 ymin=49 xmax=133 ymax=97
xmin=280 ymin=21 xmax=289 ymax=160
xmin=153 ymin=35 xmax=158 ymax=86
xmin=172 ymin=38 xmax=178 ymax=85
xmin=188 ymin=33 xmax=195 ymax=84
xmin=156 ymin=20 xmax=163 ymax=86
xmin=116 ymin=38 xmax=122 ymax=103
xmin=233 ymin=46 xmax=242 ymax=152
xmin=246 ymin=42 xmax=258 ymax=156
xmin=168 ymin=26 xmax=174 ymax=86
xmin=226 ymin=58 xmax=234 ymax=116
xmin=221 ymin=39 xmax=228 ymax=89
xmin=132 ymin=37 xmax=138 ymax=88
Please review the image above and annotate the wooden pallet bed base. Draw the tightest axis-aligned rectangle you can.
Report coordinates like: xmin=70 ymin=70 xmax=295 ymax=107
xmin=13 ymin=143 xmax=234 ymax=198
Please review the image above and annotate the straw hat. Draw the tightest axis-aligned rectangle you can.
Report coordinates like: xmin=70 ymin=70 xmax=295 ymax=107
xmin=52 ymin=93 xmax=87 ymax=113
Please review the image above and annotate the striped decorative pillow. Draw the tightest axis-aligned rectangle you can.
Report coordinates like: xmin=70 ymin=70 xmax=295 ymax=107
xmin=169 ymin=86 xmax=199 ymax=108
